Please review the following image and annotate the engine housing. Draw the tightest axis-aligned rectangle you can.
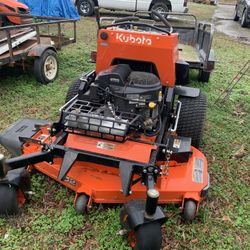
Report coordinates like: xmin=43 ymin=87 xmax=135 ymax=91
xmin=65 ymin=64 xmax=163 ymax=140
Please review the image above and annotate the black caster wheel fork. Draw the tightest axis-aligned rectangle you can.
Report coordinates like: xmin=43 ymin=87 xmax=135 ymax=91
xmin=119 ymin=188 xmax=165 ymax=250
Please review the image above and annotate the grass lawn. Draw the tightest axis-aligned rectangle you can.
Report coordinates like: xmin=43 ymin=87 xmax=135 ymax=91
xmin=0 ymin=3 xmax=249 ymax=250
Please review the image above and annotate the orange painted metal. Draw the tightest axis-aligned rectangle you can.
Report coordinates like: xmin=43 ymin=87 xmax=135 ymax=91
xmin=64 ymin=134 xmax=157 ymax=164
xmin=96 ymin=28 xmax=179 ymax=87
xmin=22 ymin=129 xmax=208 ymax=207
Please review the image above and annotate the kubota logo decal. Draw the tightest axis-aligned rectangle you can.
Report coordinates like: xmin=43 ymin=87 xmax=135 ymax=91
xmin=116 ymin=33 xmax=152 ymax=45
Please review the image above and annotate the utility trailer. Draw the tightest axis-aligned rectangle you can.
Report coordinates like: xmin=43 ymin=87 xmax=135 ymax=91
xmin=171 ymin=13 xmax=215 ymax=82
xmin=94 ymin=11 xmax=215 ymax=83
xmin=0 ymin=12 xmax=77 ymax=84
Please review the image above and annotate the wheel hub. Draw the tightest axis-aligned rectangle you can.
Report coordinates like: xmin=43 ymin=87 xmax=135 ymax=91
xmin=44 ymin=55 xmax=57 ymax=80
xmin=154 ymin=7 xmax=166 ymax=13
xmin=80 ymin=2 xmax=90 ymax=14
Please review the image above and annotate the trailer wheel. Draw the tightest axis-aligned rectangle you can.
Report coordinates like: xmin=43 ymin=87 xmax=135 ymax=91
xmin=75 ymin=194 xmax=89 ymax=215
xmin=198 ymin=70 xmax=211 ymax=83
xmin=241 ymin=9 xmax=248 ymax=28
xmin=77 ymin=0 xmax=95 ymax=16
xmin=182 ymin=199 xmax=197 ymax=221
xmin=0 ymin=184 xmax=19 ymax=215
xmin=34 ymin=49 xmax=58 ymax=84
xmin=130 ymin=222 xmax=162 ymax=250
xmin=65 ymin=78 xmax=82 ymax=103
xmin=177 ymin=93 xmax=207 ymax=148
xmin=233 ymin=6 xmax=239 ymax=21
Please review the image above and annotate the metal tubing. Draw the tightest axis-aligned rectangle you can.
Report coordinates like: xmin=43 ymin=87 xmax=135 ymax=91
xmin=73 ymin=21 xmax=77 ymax=42
xmin=35 ymin=25 xmax=40 ymax=44
xmin=6 ymin=30 xmax=14 ymax=62
xmin=0 ymin=19 xmax=76 ymax=32
xmin=170 ymin=101 xmax=182 ymax=132
xmin=4 ymin=151 xmax=53 ymax=172
xmin=57 ymin=23 xmax=62 ymax=50
xmin=0 ymin=12 xmax=73 ymax=21
xmin=145 ymin=189 xmax=159 ymax=218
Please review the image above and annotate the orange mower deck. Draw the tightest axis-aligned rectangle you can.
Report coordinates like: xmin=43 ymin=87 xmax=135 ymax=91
xmin=22 ymin=131 xmax=208 ymax=209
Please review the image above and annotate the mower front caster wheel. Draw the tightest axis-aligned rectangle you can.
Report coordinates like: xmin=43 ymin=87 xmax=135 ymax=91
xmin=182 ymin=199 xmax=197 ymax=221
xmin=75 ymin=194 xmax=89 ymax=215
xmin=132 ymin=222 xmax=162 ymax=250
xmin=0 ymin=184 xmax=19 ymax=215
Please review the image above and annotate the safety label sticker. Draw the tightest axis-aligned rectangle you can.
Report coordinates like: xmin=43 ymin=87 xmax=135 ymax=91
xmin=97 ymin=141 xmax=115 ymax=150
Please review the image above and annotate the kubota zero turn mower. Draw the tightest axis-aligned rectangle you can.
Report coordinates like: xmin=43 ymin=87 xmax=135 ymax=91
xmin=0 ymin=0 xmax=30 ymax=26
xmin=0 ymin=11 xmax=210 ymax=249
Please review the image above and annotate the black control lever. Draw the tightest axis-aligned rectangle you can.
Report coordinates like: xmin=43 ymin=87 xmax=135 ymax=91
xmin=151 ymin=10 xmax=173 ymax=33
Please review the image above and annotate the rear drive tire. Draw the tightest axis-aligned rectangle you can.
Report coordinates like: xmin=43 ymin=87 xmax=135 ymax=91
xmin=241 ymin=9 xmax=248 ymax=28
xmin=198 ymin=70 xmax=211 ymax=83
xmin=34 ymin=49 xmax=58 ymax=84
xmin=65 ymin=78 xmax=82 ymax=103
xmin=75 ymin=194 xmax=89 ymax=215
xmin=0 ymin=184 xmax=19 ymax=215
xmin=183 ymin=199 xmax=197 ymax=221
xmin=77 ymin=0 xmax=95 ymax=16
xmin=133 ymin=222 xmax=162 ymax=250
xmin=177 ymin=93 xmax=207 ymax=148
xmin=150 ymin=1 xmax=170 ymax=20
xmin=233 ymin=6 xmax=239 ymax=21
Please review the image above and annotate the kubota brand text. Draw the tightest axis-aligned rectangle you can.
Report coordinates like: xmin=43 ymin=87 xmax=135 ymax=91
xmin=116 ymin=33 xmax=152 ymax=45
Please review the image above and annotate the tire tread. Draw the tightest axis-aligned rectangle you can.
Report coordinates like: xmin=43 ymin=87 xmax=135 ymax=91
xmin=177 ymin=93 xmax=207 ymax=148
xmin=134 ymin=221 xmax=162 ymax=250
xmin=65 ymin=78 xmax=81 ymax=103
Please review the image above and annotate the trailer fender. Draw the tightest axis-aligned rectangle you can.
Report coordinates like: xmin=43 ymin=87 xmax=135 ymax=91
xmin=28 ymin=44 xmax=57 ymax=58
xmin=174 ymin=85 xmax=200 ymax=98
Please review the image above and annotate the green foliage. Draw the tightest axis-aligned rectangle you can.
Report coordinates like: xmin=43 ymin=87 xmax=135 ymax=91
xmin=54 ymin=207 xmax=84 ymax=233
